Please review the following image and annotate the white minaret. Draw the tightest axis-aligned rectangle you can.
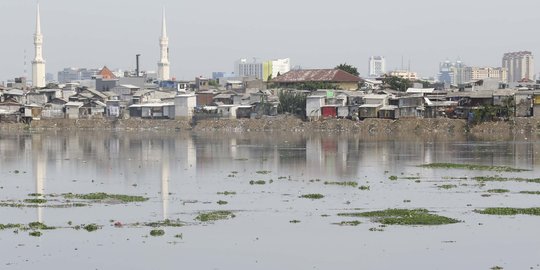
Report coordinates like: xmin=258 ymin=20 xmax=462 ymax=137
xmin=32 ymin=4 xmax=46 ymax=88
xmin=157 ymin=9 xmax=170 ymax=81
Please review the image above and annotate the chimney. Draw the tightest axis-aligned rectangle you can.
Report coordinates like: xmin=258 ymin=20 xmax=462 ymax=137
xmin=136 ymin=54 xmax=141 ymax=77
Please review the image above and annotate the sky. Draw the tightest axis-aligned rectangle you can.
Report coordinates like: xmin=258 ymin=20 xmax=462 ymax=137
xmin=1 ymin=0 xmax=540 ymax=82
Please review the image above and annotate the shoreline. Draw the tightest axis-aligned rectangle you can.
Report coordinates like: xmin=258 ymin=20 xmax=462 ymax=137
xmin=0 ymin=117 xmax=539 ymax=139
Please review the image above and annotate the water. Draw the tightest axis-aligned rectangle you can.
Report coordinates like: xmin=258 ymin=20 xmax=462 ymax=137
xmin=1 ymin=130 xmax=539 ymax=270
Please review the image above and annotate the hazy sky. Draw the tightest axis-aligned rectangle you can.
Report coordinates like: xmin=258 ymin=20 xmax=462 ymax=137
xmin=1 ymin=0 xmax=539 ymax=82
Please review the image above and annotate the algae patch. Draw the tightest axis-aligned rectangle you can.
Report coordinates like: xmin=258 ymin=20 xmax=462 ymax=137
xmin=63 ymin=193 xmax=149 ymax=203
xmin=195 ymin=211 xmax=235 ymax=222
xmin=338 ymin=209 xmax=460 ymax=225
xmin=475 ymin=207 xmax=540 ymax=216
xmin=419 ymin=163 xmax=527 ymax=172
xmin=299 ymin=194 xmax=324 ymax=200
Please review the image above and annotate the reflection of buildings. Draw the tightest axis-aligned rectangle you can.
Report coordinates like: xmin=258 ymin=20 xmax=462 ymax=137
xmin=33 ymin=135 xmax=46 ymax=223
xmin=161 ymin=141 xmax=170 ymax=220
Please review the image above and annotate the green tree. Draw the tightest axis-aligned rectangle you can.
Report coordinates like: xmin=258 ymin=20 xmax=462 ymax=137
xmin=335 ymin=63 xmax=359 ymax=77
xmin=381 ymin=75 xmax=413 ymax=92
xmin=278 ymin=90 xmax=307 ymax=117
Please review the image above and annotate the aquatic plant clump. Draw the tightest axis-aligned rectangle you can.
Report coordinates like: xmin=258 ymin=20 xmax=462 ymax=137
xmin=419 ymin=163 xmax=528 ymax=172
xmin=217 ymin=191 xmax=237 ymax=196
xmin=333 ymin=221 xmax=361 ymax=226
xmin=520 ymin=191 xmax=540 ymax=195
xmin=324 ymin=181 xmax=358 ymax=188
xmin=338 ymin=209 xmax=460 ymax=226
xmin=487 ymin=189 xmax=510 ymax=194
xmin=150 ymin=229 xmax=165 ymax=237
xmin=249 ymin=180 xmax=266 ymax=185
xmin=299 ymin=194 xmax=324 ymax=200
xmin=195 ymin=211 xmax=235 ymax=222
xmin=438 ymin=185 xmax=458 ymax=190
xmin=473 ymin=176 xmax=540 ymax=184
xmin=145 ymin=219 xmax=185 ymax=228
xmin=474 ymin=207 xmax=540 ymax=216
xmin=63 ymin=193 xmax=149 ymax=203
xmin=83 ymin=224 xmax=100 ymax=232
xmin=23 ymin=198 xmax=47 ymax=204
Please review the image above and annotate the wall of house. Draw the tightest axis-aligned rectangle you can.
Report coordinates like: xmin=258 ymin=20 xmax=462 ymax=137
xmin=175 ymin=94 xmax=196 ymax=119
xmin=335 ymin=82 xmax=359 ymax=91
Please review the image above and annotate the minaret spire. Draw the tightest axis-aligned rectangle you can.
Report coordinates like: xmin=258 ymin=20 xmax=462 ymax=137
xmin=32 ymin=3 xmax=46 ymax=88
xmin=157 ymin=7 xmax=170 ymax=81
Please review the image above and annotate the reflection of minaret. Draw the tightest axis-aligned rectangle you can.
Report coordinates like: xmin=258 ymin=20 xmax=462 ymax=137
xmin=157 ymin=8 xmax=170 ymax=81
xmin=161 ymin=143 xmax=170 ymax=220
xmin=35 ymin=137 xmax=46 ymax=223
xmin=32 ymin=3 xmax=46 ymax=88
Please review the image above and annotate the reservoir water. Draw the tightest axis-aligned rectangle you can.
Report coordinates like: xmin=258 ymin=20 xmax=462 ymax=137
xmin=1 ymin=131 xmax=539 ymax=269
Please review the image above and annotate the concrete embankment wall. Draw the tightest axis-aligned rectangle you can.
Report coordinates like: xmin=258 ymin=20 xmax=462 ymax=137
xmin=1 ymin=117 xmax=539 ymax=139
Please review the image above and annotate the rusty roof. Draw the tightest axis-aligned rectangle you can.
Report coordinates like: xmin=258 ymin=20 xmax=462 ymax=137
xmin=272 ymin=69 xmax=361 ymax=83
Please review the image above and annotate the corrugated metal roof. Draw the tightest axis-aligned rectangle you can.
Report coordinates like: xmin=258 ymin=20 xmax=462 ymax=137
xmin=272 ymin=69 xmax=361 ymax=83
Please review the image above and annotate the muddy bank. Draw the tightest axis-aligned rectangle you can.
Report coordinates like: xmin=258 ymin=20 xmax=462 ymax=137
xmin=1 ymin=117 xmax=539 ymax=139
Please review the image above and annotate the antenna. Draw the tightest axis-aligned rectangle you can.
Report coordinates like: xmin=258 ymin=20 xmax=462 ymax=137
xmin=23 ymin=49 xmax=27 ymax=78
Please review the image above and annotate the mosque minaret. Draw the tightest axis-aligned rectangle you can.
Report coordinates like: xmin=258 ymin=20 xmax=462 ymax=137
xmin=157 ymin=9 xmax=170 ymax=81
xmin=32 ymin=3 xmax=46 ymax=88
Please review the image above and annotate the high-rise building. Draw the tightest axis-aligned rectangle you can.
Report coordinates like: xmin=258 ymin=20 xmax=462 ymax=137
xmin=464 ymin=67 xmax=508 ymax=83
xmin=438 ymin=59 xmax=466 ymax=86
xmin=235 ymin=58 xmax=263 ymax=79
xmin=58 ymin=68 xmax=100 ymax=83
xmin=263 ymin=58 xmax=291 ymax=81
xmin=368 ymin=56 xmax=386 ymax=77
xmin=157 ymin=9 xmax=170 ymax=81
xmin=502 ymin=51 xmax=534 ymax=83
xmin=32 ymin=4 xmax=46 ymax=88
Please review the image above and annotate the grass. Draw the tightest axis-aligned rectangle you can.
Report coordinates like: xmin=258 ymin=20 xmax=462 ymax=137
xmin=23 ymin=198 xmax=47 ymax=204
xmin=419 ymin=163 xmax=528 ymax=172
xmin=249 ymin=180 xmax=266 ymax=185
xmin=217 ymin=191 xmax=236 ymax=196
xmin=63 ymin=193 xmax=148 ymax=203
xmin=520 ymin=191 xmax=540 ymax=195
xmin=299 ymin=194 xmax=324 ymax=200
xmin=150 ymin=229 xmax=165 ymax=237
xmin=29 ymin=231 xmax=42 ymax=237
xmin=333 ymin=221 xmax=361 ymax=226
xmin=83 ymin=224 xmax=100 ymax=232
xmin=473 ymin=176 xmax=540 ymax=184
xmin=324 ymin=181 xmax=358 ymax=187
xmin=487 ymin=189 xmax=510 ymax=193
xmin=28 ymin=222 xmax=55 ymax=230
xmin=439 ymin=185 xmax=458 ymax=190
xmin=474 ymin=207 xmax=540 ymax=216
xmin=195 ymin=211 xmax=235 ymax=222
xmin=338 ymin=209 xmax=460 ymax=225
xmin=145 ymin=219 xmax=184 ymax=228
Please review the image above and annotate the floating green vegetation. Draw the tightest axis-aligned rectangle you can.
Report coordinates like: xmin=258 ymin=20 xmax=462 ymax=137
xmin=324 ymin=181 xmax=358 ymax=187
xmin=249 ymin=180 xmax=266 ymax=185
xmin=438 ymin=185 xmax=458 ymax=190
xmin=217 ymin=191 xmax=237 ymax=196
xmin=28 ymin=222 xmax=55 ymax=230
xmin=174 ymin=234 xmax=183 ymax=239
xmin=473 ymin=176 xmax=540 ymax=184
xmin=145 ymin=219 xmax=184 ymax=228
xmin=299 ymin=194 xmax=324 ymax=200
xmin=83 ymin=224 xmax=100 ymax=232
xmin=63 ymin=193 xmax=148 ymax=203
xmin=490 ymin=267 xmax=503 ymax=270
xmin=27 ymin=193 xmax=43 ymax=197
xmin=519 ymin=191 xmax=540 ymax=195
xmin=256 ymin=170 xmax=272 ymax=175
xmin=0 ymin=223 xmax=22 ymax=230
xmin=0 ymin=201 xmax=86 ymax=209
xmin=402 ymin=177 xmax=421 ymax=180
xmin=235 ymin=158 xmax=248 ymax=161
xmin=474 ymin=207 xmax=540 ymax=216
xmin=29 ymin=231 xmax=42 ymax=237
xmin=442 ymin=176 xmax=468 ymax=180
xmin=388 ymin=176 xmax=398 ymax=181
xmin=487 ymin=189 xmax=510 ymax=194
xmin=369 ymin=227 xmax=384 ymax=232
xmin=217 ymin=200 xmax=228 ymax=205
xmin=289 ymin=220 xmax=301 ymax=224
xmin=333 ymin=221 xmax=361 ymax=226
xmin=195 ymin=211 xmax=235 ymax=222
xmin=278 ymin=176 xmax=288 ymax=180
xmin=338 ymin=209 xmax=460 ymax=225
xmin=359 ymin=186 xmax=371 ymax=191
xmin=419 ymin=163 xmax=528 ymax=172
xmin=150 ymin=229 xmax=165 ymax=237
xmin=230 ymin=171 xmax=238 ymax=174
xmin=23 ymin=198 xmax=47 ymax=204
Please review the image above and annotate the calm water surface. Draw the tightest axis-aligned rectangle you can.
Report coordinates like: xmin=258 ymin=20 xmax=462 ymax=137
xmin=0 ymin=131 xmax=539 ymax=270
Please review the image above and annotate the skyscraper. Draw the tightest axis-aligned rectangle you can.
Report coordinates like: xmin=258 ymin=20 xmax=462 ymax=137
xmin=502 ymin=51 xmax=534 ymax=83
xmin=32 ymin=4 xmax=46 ymax=88
xmin=157 ymin=9 xmax=170 ymax=81
xmin=368 ymin=56 xmax=386 ymax=77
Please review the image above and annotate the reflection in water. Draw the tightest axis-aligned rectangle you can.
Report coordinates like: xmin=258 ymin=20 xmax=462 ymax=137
xmin=0 ymin=131 xmax=538 ymax=184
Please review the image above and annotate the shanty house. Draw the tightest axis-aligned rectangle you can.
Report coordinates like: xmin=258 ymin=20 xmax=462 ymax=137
xmin=272 ymin=69 xmax=361 ymax=91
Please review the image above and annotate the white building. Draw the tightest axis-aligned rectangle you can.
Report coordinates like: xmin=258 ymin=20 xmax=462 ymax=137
xmin=32 ymin=4 xmax=46 ymax=88
xmin=264 ymin=58 xmax=291 ymax=80
xmin=235 ymin=59 xmax=263 ymax=79
xmin=368 ymin=56 xmax=386 ymax=77
xmin=464 ymin=67 xmax=508 ymax=83
xmin=157 ymin=9 xmax=170 ymax=81
xmin=389 ymin=70 xmax=418 ymax=80
xmin=502 ymin=51 xmax=534 ymax=83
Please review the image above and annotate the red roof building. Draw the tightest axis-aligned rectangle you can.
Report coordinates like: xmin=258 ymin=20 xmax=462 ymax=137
xmin=271 ymin=69 xmax=361 ymax=91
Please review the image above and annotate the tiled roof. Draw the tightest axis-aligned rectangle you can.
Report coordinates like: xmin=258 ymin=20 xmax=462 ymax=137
xmin=272 ymin=69 xmax=361 ymax=83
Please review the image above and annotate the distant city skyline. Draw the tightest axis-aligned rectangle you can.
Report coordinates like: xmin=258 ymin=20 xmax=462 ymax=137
xmin=1 ymin=0 xmax=539 ymax=83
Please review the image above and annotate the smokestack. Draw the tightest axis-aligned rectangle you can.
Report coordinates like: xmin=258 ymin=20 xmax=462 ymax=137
xmin=136 ymin=54 xmax=141 ymax=77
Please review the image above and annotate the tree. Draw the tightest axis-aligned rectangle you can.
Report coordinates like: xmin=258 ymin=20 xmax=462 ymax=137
xmin=381 ymin=75 xmax=413 ymax=92
xmin=278 ymin=90 xmax=307 ymax=117
xmin=335 ymin=63 xmax=359 ymax=77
